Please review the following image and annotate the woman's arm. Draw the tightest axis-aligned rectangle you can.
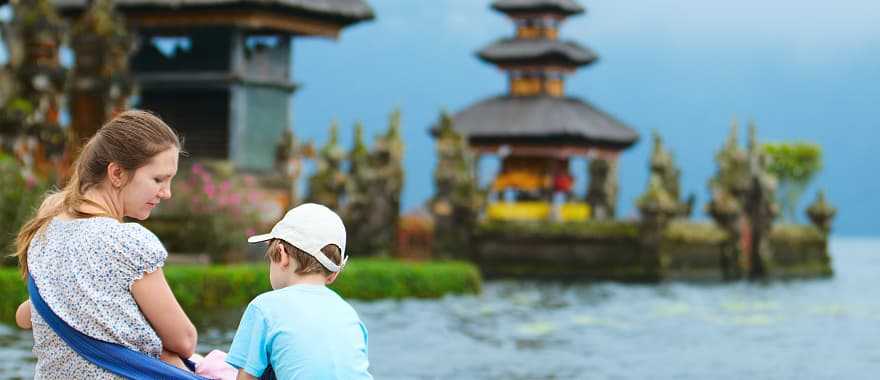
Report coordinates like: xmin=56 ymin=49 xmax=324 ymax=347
xmin=15 ymin=300 xmax=32 ymax=329
xmin=131 ymin=268 xmax=198 ymax=358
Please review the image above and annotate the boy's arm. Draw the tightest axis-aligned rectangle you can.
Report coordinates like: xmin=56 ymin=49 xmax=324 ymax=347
xmin=15 ymin=299 xmax=32 ymax=329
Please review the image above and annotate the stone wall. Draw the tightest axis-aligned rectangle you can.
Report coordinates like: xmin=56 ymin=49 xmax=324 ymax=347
xmin=474 ymin=221 xmax=646 ymax=280
xmin=472 ymin=221 xmax=831 ymax=281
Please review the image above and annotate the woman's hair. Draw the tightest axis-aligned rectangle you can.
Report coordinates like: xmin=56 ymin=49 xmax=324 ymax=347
xmin=266 ymin=239 xmax=342 ymax=276
xmin=14 ymin=110 xmax=181 ymax=278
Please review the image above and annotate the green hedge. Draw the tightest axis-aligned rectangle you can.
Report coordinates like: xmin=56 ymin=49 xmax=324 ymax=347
xmin=0 ymin=259 xmax=481 ymax=325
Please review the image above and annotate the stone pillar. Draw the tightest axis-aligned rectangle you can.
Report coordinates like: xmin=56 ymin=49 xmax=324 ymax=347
xmin=586 ymin=157 xmax=618 ymax=220
xmin=744 ymin=125 xmax=779 ymax=278
xmin=636 ymin=174 xmax=677 ymax=281
xmin=707 ymin=188 xmax=743 ymax=279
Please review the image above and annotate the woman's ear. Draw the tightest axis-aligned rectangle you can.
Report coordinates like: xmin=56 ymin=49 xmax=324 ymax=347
xmin=325 ymin=272 xmax=339 ymax=285
xmin=107 ymin=162 xmax=129 ymax=188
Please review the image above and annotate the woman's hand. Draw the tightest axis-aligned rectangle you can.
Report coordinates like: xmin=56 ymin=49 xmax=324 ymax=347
xmin=131 ymin=268 xmax=198 ymax=358
xmin=15 ymin=299 xmax=32 ymax=329
xmin=159 ymin=349 xmax=190 ymax=371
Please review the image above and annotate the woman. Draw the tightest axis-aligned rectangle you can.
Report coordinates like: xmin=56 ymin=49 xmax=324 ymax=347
xmin=14 ymin=110 xmax=198 ymax=378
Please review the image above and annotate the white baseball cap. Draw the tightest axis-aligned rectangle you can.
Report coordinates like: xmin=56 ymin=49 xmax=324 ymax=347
xmin=247 ymin=203 xmax=348 ymax=272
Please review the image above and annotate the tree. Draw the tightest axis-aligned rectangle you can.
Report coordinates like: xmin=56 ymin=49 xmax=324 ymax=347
xmin=761 ymin=142 xmax=822 ymax=222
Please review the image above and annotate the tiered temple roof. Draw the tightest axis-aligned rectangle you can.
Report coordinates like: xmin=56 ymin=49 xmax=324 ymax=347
xmin=491 ymin=0 xmax=584 ymax=16
xmin=452 ymin=95 xmax=637 ymax=150
xmin=448 ymin=0 xmax=637 ymax=152
xmin=478 ymin=38 xmax=597 ymax=67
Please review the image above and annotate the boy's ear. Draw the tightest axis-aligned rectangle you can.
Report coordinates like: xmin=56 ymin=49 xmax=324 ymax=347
xmin=325 ymin=272 xmax=339 ymax=285
xmin=278 ymin=244 xmax=291 ymax=270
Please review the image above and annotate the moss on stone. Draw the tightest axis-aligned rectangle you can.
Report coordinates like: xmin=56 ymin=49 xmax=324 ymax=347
xmin=663 ymin=221 xmax=728 ymax=244
xmin=477 ymin=220 xmax=639 ymax=240
xmin=770 ymin=224 xmax=826 ymax=243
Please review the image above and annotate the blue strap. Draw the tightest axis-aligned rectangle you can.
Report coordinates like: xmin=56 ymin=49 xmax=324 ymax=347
xmin=28 ymin=275 xmax=208 ymax=380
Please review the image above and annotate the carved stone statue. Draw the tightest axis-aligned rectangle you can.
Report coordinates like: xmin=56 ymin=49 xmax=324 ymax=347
xmin=586 ymin=158 xmax=618 ymax=220
xmin=806 ymin=190 xmax=836 ymax=235
xmin=70 ymin=0 xmax=135 ymax=143
xmin=649 ymin=131 xmax=694 ymax=217
xmin=306 ymin=121 xmax=346 ymax=210
xmin=431 ymin=111 xmax=481 ymax=258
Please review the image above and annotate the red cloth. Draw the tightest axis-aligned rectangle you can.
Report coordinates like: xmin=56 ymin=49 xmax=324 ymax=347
xmin=553 ymin=173 xmax=573 ymax=193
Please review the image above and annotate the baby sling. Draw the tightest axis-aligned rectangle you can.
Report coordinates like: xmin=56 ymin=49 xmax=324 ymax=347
xmin=28 ymin=274 xmax=208 ymax=380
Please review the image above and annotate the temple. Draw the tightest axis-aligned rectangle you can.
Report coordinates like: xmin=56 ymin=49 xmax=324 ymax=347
xmin=444 ymin=0 xmax=638 ymax=221
xmin=52 ymin=0 xmax=373 ymax=171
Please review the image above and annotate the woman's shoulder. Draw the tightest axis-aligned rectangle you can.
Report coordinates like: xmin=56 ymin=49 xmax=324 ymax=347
xmin=116 ymin=220 xmax=165 ymax=251
xmin=56 ymin=217 xmax=161 ymax=246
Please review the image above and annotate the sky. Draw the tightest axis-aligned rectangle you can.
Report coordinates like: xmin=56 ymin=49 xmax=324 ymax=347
xmin=1 ymin=1 xmax=878 ymax=236
xmin=288 ymin=0 xmax=880 ymax=237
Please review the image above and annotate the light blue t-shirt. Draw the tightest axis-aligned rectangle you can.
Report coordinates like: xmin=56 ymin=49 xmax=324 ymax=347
xmin=226 ymin=285 xmax=372 ymax=380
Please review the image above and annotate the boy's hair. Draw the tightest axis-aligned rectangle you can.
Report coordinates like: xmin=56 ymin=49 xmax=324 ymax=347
xmin=266 ymin=239 xmax=342 ymax=276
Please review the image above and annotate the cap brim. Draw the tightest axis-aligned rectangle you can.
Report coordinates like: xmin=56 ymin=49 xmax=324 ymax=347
xmin=247 ymin=233 xmax=274 ymax=244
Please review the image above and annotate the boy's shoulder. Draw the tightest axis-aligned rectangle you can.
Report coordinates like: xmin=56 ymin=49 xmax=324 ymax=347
xmin=249 ymin=285 xmax=357 ymax=318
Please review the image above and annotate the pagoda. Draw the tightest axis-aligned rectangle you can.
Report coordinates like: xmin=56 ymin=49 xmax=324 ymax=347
xmin=446 ymin=0 xmax=638 ymax=221
xmin=52 ymin=0 xmax=373 ymax=171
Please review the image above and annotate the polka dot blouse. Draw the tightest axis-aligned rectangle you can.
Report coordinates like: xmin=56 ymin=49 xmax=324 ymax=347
xmin=28 ymin=217 xmax=168 ymax=379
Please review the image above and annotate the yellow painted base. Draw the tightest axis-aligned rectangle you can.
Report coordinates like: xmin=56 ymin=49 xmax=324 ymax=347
xmin=486 ymin=202 xmax=591 ymax=222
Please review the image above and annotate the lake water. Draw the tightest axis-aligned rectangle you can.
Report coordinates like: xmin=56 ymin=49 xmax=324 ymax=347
xmin=2 ymin=238 xmax=879 ymax=379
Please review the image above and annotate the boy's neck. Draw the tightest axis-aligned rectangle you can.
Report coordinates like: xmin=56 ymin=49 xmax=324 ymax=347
xmin=282 ymin=273 xmax=328 ymax=288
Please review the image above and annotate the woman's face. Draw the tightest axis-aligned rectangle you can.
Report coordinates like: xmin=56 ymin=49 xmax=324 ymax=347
xmin=119 ymin=147 xmax=179 ymax=220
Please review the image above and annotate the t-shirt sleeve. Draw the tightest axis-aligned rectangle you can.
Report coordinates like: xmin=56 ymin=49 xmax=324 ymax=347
xmin=226 ymin=301 xmax=272 ymax=377
xmin=360 ymin=321 xmax=370 ymax=357
xmin=114 ymin=223 xmax=168 ymax=289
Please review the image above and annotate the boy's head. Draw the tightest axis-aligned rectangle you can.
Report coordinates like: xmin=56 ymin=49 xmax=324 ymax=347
xmin=247 ymin=203 xmax=348 ymax=288
xmin=265 ymin=239 xmax=342 ymax=276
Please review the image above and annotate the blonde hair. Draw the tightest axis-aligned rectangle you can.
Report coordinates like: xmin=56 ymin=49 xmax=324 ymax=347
xmin=14 ymin=110 xmax=180 ymax=278
xmin=266 ymin=239 xmax=342 ymax=276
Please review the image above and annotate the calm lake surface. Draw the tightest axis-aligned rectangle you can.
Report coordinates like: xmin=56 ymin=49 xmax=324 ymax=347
xmin=2 ymin=238 xmax=879 ymax=379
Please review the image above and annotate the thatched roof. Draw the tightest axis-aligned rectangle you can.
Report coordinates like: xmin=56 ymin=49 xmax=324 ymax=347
xmin=478 ymin=38 xmax=597 ymax=67
xmin=52 ymin=0 xmax=374 ymax=23
xmin=491 ymin=0 xmax=584 ymax=16
xmin=444 ymin=95 xmax=638 ymax=149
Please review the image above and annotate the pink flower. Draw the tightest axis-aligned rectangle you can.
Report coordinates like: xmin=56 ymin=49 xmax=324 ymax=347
xmin=24 ymin=175 xmax=38 ymax=189
xmin=191 ymin=163 xmax=206 ymax=176
xmin=219 ymin=180 xmax=231 ymax=194
xmin=203 ymin=181 xmax=215 ymax=199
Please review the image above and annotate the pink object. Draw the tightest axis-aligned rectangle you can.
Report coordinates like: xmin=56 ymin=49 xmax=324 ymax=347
xmin=194 ymin=350 xmax=238 ymax=380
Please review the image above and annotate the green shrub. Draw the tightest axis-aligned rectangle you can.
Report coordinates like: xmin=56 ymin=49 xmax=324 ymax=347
xmin=0 ymin=153 xmax=50 ymax=266
xmin=141 ymin=161 xmax=272 ymax=262
xmin=761 ymin=142 xmax=822 ymax=221
xmin=0 ymin=259 xmax=481 ymax=324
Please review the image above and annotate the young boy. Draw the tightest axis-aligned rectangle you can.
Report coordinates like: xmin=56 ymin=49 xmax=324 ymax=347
xmin=227 ymin=203 xmax=373 ymax=380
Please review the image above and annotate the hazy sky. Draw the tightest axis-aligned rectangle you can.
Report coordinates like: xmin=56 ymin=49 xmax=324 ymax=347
xmin=1 ymin=1 xmax=878 ymax=236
